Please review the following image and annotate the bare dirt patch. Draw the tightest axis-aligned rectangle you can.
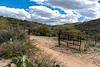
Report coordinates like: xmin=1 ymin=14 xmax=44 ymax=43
xmin=30 ymin=36 xmax=99 ymax=67
xmin=0 ymin=59 xmax=11 ymax=67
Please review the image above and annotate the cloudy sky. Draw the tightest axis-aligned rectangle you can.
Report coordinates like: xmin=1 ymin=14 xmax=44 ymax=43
xmin=0 ymin=0 xmax=100 ymax=25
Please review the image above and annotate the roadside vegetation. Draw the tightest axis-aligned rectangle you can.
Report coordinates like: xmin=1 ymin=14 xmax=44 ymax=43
xmin=0 ymin=16 xmax=100 ymax=67
xmin=0 ymin=16 xmax=60 ymax=67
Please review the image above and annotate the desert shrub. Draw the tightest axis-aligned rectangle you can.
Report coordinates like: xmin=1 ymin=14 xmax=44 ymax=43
xmin=0 ymin=33 xmax=39 ymax=67
xmin=11 ymin=52 xmax=57 ymax=67
xmin=9 ymin=51 xmax=60 ymax=67
xmin=0 ymin=39 xmax=38 ymax=59
xmin=0 ymin=30 xmax=12 ymax=44
xmin=31 ymin=25 xmax=55 ymax=37
xmin=11 ymin=55 xmax=34 ymax=67
xmin=0 ymin=28 xmax=37 ymax=58
xmin=4 ymin=49 xmax=60 ymax=67
xmin=0 ymin=29 xmax=59 ymax=67
xmin=32 ymin=52 xmax=60 ymax=67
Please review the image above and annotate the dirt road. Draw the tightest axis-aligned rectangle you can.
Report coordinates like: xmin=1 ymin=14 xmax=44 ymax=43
xmin=30 ymin=36 xmax=98 ymax=67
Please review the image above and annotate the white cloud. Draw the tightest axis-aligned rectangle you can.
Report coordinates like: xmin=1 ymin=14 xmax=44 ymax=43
xmin=29 ymin=0 xmax=100 ymax=24
xmin=47 ymin=0 xmax=100 ymax=21
xmin=0 ymin=6 xmax=31 ymax=20
xmin=0 ymin=5 xmax=81 ymax=25
xmin=47 ymin=0 xmax=97 ymax=9
xmin=0 ymin=0 xmax=100 ymax=25
xmin=29 ymin=6 xmax=62 ymax=18
xmin=29 ymin=5 xmax=81 ymax=25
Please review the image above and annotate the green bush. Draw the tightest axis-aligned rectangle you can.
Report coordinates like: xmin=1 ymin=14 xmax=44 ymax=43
xmin=0 ymin=30 xmax=12 ymax=44
xmin=0 ymin=39 xmax=38 ymax=59
xmin=0 ymin=28 xmax=59 ymax=67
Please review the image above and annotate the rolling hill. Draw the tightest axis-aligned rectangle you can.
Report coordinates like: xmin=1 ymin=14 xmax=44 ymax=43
xmin=0 ymin=16 xmax=100 ymax=37
xmin=76 ymin=19 xmax=100 ymax=35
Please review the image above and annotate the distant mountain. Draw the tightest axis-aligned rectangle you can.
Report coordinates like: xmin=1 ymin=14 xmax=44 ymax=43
xmin=0 ymin=16 xmax=100 ymax=37
xmin=0 ymin=16 xmax=47 ymax=28
xmin=0 ymin=16 xmax=53 ymax=36
xmin=76 ymin=18 xmax=100 ymax=35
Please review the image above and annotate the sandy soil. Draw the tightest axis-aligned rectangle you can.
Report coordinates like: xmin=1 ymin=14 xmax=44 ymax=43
xmin=30 ymin=36 xmax=98 ymax=67
xmin=0 ymin=59 xmax=11 ymax=67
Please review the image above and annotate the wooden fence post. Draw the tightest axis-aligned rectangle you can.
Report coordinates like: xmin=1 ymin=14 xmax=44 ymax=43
xmin=58 ymin=30 xmax=61 ymax=47
xmin=78 ymin=33 xmax=81 ymax=51
xmin=94 ymin=35 xmax=96 ymax=46
xmin=67 ymin=33 xmax=69 ymax=47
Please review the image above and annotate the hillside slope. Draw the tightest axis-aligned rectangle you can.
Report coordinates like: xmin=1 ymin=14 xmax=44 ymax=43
xmin=0 ymin=16 xmax=54 ymax=36
xmin=76 ymin=19 xmax=100 ymax=35
xmin=0 ymin=16 xmax=100 ymax=36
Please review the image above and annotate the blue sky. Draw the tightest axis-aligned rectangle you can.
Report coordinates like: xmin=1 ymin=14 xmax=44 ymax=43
xmin=0 ymin=0 xmax=100 ymax=25
xmin=0 ymin=0 xmax=40 ymax=9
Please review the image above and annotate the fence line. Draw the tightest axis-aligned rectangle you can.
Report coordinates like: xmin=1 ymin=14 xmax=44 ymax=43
xmin=57 ymin=30 xmax=99 ymax=52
